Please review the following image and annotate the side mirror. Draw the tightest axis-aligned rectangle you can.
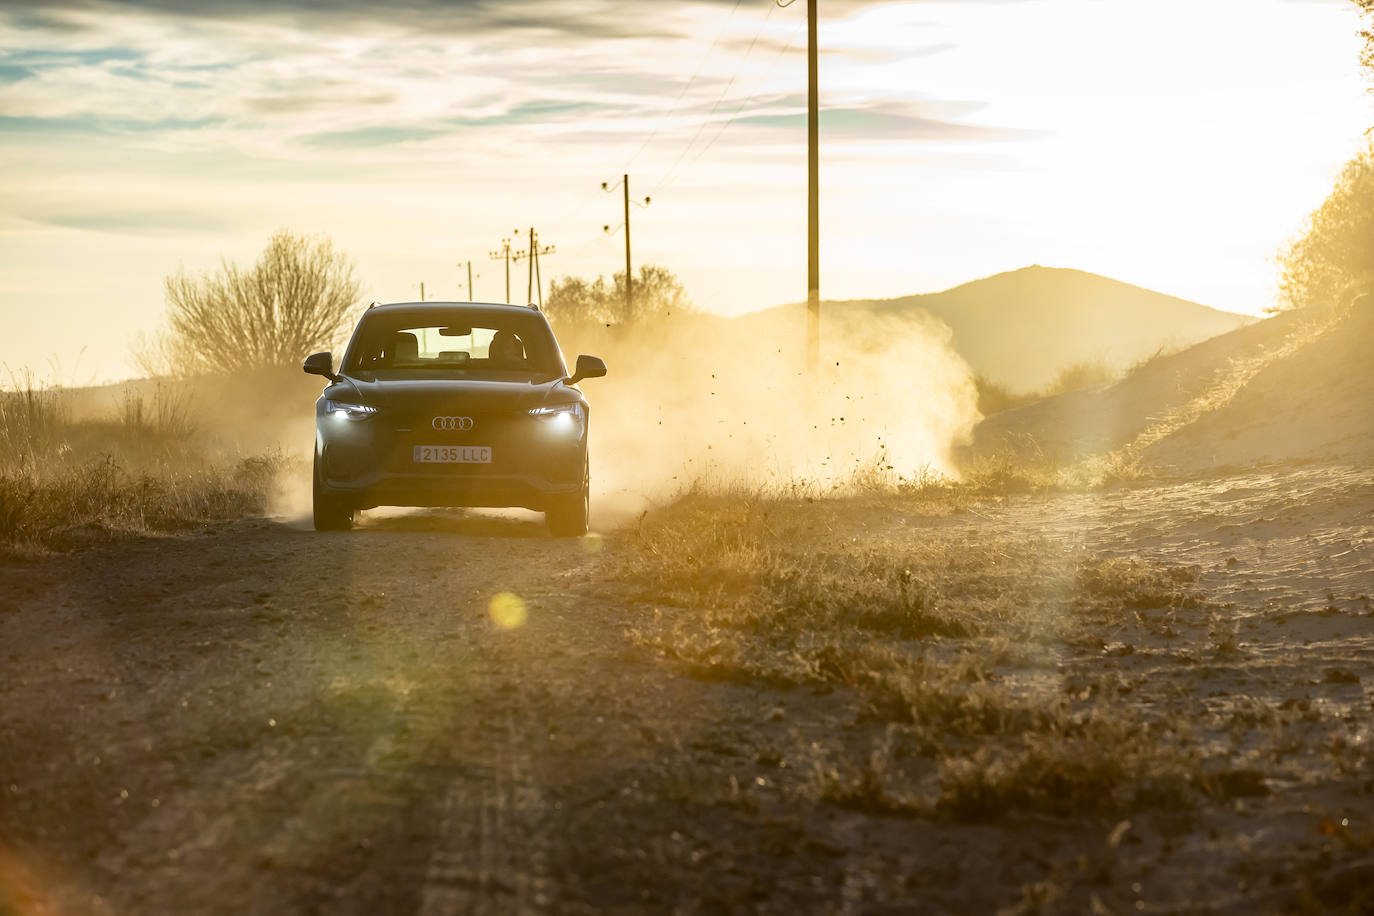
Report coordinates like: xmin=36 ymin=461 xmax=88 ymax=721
xmin=303 ymin=351 xmax=337 ymax=381
xmin=568 ymin=354 xmax=607 ymax=385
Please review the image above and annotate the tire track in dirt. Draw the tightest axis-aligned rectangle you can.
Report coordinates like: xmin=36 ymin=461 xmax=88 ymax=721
xmin=417 ymin=709 xmax=554 ymax=916
xmin=0 ymin=510 xmax=611 ymax=914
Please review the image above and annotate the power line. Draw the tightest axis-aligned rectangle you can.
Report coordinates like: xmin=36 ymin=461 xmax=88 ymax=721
xmin=654 ymin=16 xmax=802 ymax=195
xmin=649 ymin=0 xmax=778 ymax=196
xmin=538 ymin=0 xmax=751 ymax=241
xmin=473 ymin=1 xmax=785 ymax=293
xmin=621 ymin=0 xmax=747 ymax=173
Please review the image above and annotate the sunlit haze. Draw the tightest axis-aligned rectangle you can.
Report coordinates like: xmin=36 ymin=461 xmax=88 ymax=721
xmin=1 ymin=0 xmax=1368 ymax=382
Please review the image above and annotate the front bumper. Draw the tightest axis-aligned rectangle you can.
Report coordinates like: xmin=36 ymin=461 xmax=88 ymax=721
xmin=321 ymin=470 xmax=582 ymax=511
xmin=316 ymin=405 xmax=586 ymax=511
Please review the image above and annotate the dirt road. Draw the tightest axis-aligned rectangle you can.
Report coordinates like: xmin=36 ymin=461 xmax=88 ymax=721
xmin=0 ymin=510 xmax=687 ymax=914
xmin=2 ymin=469 xmax=1373 ymax=914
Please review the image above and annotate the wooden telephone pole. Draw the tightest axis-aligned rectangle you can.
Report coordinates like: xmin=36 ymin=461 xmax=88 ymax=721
xmin=489 ymin=238 xmax=514 ymax=303
xmin=457 ymin=260 xmax=476 ymax=301
xmin=806 ymin=0 xmax=819 ymax=371
xmin=513 ymin=228 xmax=555 ymax=307
xmin=623 ymin=176 xmax=632 ymax=321
xmin=602 ymin=175 xmax=651 ymax=324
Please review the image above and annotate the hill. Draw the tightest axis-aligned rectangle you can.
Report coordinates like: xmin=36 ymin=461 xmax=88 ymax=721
xmin=737 ymin=266 xmax=1251 ymax=392
xmin=965 ymin=297 xmax=1373 ymax=473
xmin=1139 ymin=299 xmax=1374 ymax=469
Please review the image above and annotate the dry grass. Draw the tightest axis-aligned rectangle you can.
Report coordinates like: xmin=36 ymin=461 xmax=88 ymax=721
xmin=0 ymin=369 xmax=69 ymax=465
xmin=933 ymin=710 xmax=1201 ymax=818
xmin=956 ymin=439 xmax=1161 ymax=495
xmin=974 ymin=359 xmax=1121 ymax=418
xmin=1108 ymin=307 xmax=1344 ymax=466
xmin=0 ymin=375 xmax=287 ymax=552
xmin=620 ymin=481 xmax=1247 ymax=819
xmin=974 ymin=376 xmax=1038 ymax=416
xmin=0 ymin=455 xmax=283 ymax=551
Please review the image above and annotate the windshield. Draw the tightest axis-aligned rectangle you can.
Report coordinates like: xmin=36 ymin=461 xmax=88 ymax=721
xmin=343 ymin=310 xmax=563 ymax=380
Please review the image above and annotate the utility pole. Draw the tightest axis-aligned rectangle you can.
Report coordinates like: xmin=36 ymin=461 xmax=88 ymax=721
xmin=419 ymin=281 xmax=425 ymax=301
xmin=488 ymin=238 xmax=514 ymax=303
xmin=524 ymin=226 xmax=534 ymax=303
xmin=602 ymin=175 xmax=650 ymax=323
xmin=807 ymin=0 xmax=820 ymax=372
xmin=535 ymin=241 xmax=544 ymax=307
xmin=622 ymin=176 xmax=632 ymax=321
xmin=457 ymin=260 xmax=477 ymax=301
xmin=513 ymin=228 xmax=555 ymax=306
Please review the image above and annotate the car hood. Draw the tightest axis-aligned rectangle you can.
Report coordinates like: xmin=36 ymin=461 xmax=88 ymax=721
xmin=328 ymin=375 xmax=576 ymax=414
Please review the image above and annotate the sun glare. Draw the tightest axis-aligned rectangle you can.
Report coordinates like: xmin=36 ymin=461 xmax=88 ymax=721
xmin=488 ymin=592 xmax=527 ymax=629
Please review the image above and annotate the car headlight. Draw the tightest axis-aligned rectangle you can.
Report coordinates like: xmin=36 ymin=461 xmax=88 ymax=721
xmin=528 ymin=402 xmax=585 ymax=436
xmin=324 ymin=399 xmax=379 ymax=420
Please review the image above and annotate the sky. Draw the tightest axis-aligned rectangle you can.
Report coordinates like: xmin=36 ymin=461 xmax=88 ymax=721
xmin=1 ymin=0 xmax=1371 ymax=382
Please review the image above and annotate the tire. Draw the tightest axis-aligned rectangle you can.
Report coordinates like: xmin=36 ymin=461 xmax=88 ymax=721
xmin=312 ymin=452 xmax=354 ymax=531
xmin=546 ymin=453 xmax=589 ymax=537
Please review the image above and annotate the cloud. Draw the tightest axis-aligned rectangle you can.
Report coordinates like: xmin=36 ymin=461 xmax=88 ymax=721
xmin=504 ymin=99 xmax=606 ymax=121
xmin=298 ymin=98 xmax=630 ymax=148
xmin=20 ymin=206 xmax=230 ymax=235
xmin=0 ymin=0 xmax=1033 ymax=189
xmin=301 ymin=124 xmax=448 ymax=148
xmin=2 ymin=46 xmax=141 ymax=64
xmin=244 ymin=91 xmax=396 ymax=114
xmin=735 ymin=103 xmax=1032 ymax=142
xmin=0 ymin=6 xmax=98 ymax=32
xmin=0 ymin=113 xmax=221 ymax=133
xmin=0 ymin=0 xmax=695 ymax=40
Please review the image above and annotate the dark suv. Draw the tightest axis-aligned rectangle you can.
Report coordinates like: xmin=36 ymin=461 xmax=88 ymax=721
xmin=303 ymin=301 xmax=606 ymax=535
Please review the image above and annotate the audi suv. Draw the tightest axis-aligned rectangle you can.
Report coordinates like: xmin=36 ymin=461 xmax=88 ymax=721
xmin=303 ymin=301 xmax=606 ymax=535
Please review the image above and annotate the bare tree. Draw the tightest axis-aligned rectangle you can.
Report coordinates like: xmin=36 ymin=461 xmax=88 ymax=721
xmin=129 ymin=329 xmax=183 ymax=379
xmin=1276 ymin=144 xmax=1374 ymax=311
xmin=545 ymin=264 xmax=692 ymax=329
xmin=1357 ymin=0 xmax=1374 ymax=75
xmin=148 ymin=230 xmax=361 ymax=375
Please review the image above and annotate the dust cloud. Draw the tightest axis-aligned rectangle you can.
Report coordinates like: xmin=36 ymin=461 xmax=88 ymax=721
xmin=563 ymin=308 xmax=982 ymax=521
xmin=174 ymin=307 xmax=979 ymax=526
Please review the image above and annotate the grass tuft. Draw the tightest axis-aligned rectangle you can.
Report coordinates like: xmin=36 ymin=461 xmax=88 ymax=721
xmin=0 ymin=373 xmax=292 ymax=552
xmin=620 ymin=476 xmax=1230 ymax=820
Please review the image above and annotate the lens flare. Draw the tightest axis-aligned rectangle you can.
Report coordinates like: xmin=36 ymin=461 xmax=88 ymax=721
xmin=488 ymin=592 xmax=527 ymax=629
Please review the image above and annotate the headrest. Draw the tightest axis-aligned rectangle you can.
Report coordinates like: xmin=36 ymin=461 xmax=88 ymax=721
xmin=393 ymin=331 xmax=419 ymax=361
xmin=490 ymin=329 xmax=524 ymax=358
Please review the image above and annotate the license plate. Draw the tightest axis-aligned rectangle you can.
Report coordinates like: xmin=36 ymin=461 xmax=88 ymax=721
xmin=413 ymin=445 xmax=491 ymax=464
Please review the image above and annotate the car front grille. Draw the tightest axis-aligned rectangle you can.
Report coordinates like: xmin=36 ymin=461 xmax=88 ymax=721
xmin=385 ymin=410 xmax=537 ymax=475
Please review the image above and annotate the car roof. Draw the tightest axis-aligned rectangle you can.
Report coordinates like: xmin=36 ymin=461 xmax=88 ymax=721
xmin=368 ymin=300 xmax=538 ymax=313
xmin=359 ymin=301 xmax=550 ymax=325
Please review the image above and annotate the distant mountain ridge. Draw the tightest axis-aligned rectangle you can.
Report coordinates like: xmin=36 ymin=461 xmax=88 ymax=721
xmin=742 ymin=265 xmax=1252 ymax=392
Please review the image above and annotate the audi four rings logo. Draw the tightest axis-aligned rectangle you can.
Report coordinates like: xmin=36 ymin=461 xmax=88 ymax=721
xmin=432 ymin=416 xmax=475 ymax=431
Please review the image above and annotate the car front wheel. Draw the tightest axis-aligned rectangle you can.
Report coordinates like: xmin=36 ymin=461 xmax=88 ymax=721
xmin=546 ymin=453 xmax=589 ymax=537
xmin=312 ymin=452 xmax=354 ymax=531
